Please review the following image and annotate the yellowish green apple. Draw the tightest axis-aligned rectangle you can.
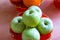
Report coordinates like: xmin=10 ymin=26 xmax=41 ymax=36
xmin=22 ymin=6 xmax=42 ymax=27
xmin=22 ymin=28 xmax=40 ymax=40
xmin=11 ymin=16 xmax=26 ymax=33
xmin=37 ymin=17 xmax=53 ymax=35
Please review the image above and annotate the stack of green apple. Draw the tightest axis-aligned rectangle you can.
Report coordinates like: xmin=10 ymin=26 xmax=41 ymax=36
xmin=10 ymin=6 xmax=53 ymax=40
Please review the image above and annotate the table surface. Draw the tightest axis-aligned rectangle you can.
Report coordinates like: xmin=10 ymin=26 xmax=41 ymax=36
xmin=0 ymin=0 xmax=60 ymax=40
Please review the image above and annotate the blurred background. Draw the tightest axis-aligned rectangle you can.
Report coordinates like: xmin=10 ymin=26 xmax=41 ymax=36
xmin=0 ymin=0 xmax=60 ymax=40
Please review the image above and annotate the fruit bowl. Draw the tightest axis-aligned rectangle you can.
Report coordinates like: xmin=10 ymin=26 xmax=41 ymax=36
xmin=10 ymin=13 xmax=52 ymax=40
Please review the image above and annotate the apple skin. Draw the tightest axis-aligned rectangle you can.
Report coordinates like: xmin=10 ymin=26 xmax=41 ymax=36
xmin=10 ymin=16 xmax=26 ymax=33
xmin=37 ymin=17 xmax=53 ymax=35
xmin=22 ymin=10 xmax=40 ymax=27
xmin=28 ymin=6 xmax=42 ymax=17
xmin=22 ymin=6 xmax=42 ymax=27
xmin=22 ymin=28 xmax=40 ymax=40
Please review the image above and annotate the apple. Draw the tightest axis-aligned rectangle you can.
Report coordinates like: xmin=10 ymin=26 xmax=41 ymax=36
xmin=22 ymin=6 xmax=42 ymax=27
xmin=22 ymin=28 xmax=40 ymax=40
xmin=28 ymin=6 xmax=42 ymax=17
xmin=10 ymin=16 xmax=26 ymax=33
xmin=22 ymin=10 xmax=40 ymax=27
xmin=37 ymin=17 xmax=53 ymax=35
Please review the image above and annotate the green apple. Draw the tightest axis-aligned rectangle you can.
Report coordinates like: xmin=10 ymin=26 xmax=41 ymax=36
xmin=22 ymin=28 xmax=40 ymax=40
xmin=10 ymin=16 xmax=26 ymax=33
xmin=37 ymin=17 xmax=53 ymax=35
xmin=28 ymin=6 xmax=42 ymax=17
xmin=22 ymin=7 xmax=42 ymax=27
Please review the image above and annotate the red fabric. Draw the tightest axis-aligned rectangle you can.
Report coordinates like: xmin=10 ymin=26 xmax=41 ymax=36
xmin=40 ymin=32 xmax=51 ymax=40
xmin=10 ymin=29 xmax=22 ymax=40
xmin=16 ymin=7 xmax=27 ymax=12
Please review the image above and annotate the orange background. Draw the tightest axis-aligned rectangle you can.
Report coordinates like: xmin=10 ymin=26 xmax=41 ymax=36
xmin=0 ymin=0 xmax=60 ymax=40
